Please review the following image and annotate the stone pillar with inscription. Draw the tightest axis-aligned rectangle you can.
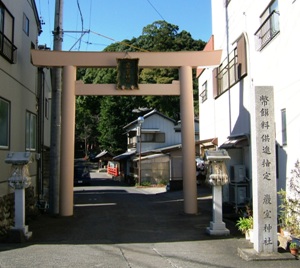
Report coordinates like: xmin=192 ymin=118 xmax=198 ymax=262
xmin=252 ymin=86 xmax=277 ymax=253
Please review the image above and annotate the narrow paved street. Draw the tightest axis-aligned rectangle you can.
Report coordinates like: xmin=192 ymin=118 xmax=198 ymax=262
xmin=0 ymin=170 xmax=298 ymax=267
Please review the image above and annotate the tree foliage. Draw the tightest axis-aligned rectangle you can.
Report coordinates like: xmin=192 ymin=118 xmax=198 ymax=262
xmin=75 ymin=95 xmax=101 ymax=157
xmin=76 ymin=20 xmax=206 ymax=155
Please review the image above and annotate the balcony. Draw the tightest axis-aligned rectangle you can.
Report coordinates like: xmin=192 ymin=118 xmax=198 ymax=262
xmin=0 ymin=32 xmax=17 ymax=63
xmin=254 ymin=10 xmax=280 ymax=51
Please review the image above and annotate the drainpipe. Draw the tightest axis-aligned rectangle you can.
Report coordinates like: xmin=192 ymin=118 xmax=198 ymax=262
xmin=37 ymin=67 xmax=45 ymax=202
xmin=225 ymin=2 xmax=232 ymax=132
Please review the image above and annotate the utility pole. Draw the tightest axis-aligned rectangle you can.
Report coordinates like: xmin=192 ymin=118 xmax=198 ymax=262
xmin=49 ymin=0 xmax=63 ymax=214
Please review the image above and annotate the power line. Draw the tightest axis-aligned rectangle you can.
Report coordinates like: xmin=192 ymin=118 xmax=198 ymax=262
xmin=76 ymin=0 xmax=84 ymax=50
xmin=146 ymin=0 xmax=165 ymax=21
xmin=89 ymin=30 xmax=149 ymax=52
xmin=48 ymin=0 xmax=149 ymax=52
xmin=64 ymin=29 xmax=147 ymax=51
xmin=86 ymin=0 xmax=93 ymax=50
xmin=46 ymin=0 xmax=53 ymax=48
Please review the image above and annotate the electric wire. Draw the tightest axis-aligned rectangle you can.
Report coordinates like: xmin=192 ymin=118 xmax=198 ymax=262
xmin=70 ymin=0 xmax=165 ymax=52
xmin=89 ymin=30 xmax=149 ymax=52
xmin=38 ymin=0 xmax=149 ymax=52
xmin=47 ymin=0 xmax=53 ymax=48
xmin=86 ymin=0 xmax=93 ymax=50
xmin=76 ymin=0 xmax=84 ymax=50
xmin=37 ymin=0 xmax=52 ymax=47
xmin=69 ymin=32 xmax=87 ymax=51
xmin=64 ymin=32 xmax=108 ymax=48
xmin=146 ymin=0 xmax=165 ymax=21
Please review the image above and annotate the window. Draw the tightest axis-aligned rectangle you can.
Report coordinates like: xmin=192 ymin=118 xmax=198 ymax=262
xmin=200 ymin=82 xmax=207 ymax=103
xmin=23 ymin=13 xmax=29 ymax=36
xmin=281 ymin=108 xmax=287 ymax=146
xmin=0 ymin=97 xmax=10 ymax=149
xmin=142 ymin=133 xmax=165 ymax=143
xmin=254 ymin=0 xmax=280 ymax=51
xmin=127 ymin=131 xmax=165 ymax=149
xmin=0 ymin=2 xmax=16 ymax=63
xmin=26 ymin=111 xmax=36 ymax=151
xmin=213 ymin=34 xmax=247 ymax=98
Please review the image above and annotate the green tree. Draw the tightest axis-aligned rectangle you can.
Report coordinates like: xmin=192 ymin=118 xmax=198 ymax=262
xmin=98 ymin=96 xmax=145 ymax=155
xmin=76 ymin=20 xmax=206 ymax=155
xmin=75 ymin=95 xmax=101 ymax=156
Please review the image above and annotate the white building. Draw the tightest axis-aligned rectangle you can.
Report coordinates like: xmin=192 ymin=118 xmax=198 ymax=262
xmin=198 ymin=0 xmax=300 ymax=208
xmin=114 ymin=109 xmax=201 ymax=188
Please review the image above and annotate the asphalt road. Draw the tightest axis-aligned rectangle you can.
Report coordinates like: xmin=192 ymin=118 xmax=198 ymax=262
xmin=0 ymin=170 xmax=299 ymax=267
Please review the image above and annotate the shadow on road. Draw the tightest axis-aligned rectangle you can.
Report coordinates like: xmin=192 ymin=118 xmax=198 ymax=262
xmin=7 ymin=174 xmax=242 ymax=246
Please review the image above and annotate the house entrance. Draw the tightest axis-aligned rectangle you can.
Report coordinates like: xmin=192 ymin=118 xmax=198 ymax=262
xmin=31 ymin=49 xmax=222 ymax=216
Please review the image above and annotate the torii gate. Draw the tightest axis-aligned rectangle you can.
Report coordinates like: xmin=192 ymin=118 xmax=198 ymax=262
xmin=31 ymin=49 xmax=222 ymax=216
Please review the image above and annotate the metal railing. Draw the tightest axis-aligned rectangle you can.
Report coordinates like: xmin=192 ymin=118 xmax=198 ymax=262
xmin=0 ymin=32 xmax=17 ymax=63
xmin=254 ymin=10 xmax=280 ymax=51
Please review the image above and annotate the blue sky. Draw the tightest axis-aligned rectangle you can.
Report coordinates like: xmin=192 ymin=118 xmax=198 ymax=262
xmin=36 ymin=0 xmax=212 ymax=51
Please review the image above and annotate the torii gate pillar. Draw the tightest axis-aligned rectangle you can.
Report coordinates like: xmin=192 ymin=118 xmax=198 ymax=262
xmin=30 ymin=49 xmax=222 ymax=217
xmin=180 ymin=66 xmax=197 ymax=214
xmin=59 ymin=65 xmax=198 ymax=216
xmin=60 ymin=65 xmax=76 ymax=216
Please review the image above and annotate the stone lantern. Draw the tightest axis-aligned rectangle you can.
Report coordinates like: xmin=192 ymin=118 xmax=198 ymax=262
xmin=205 ymin=149 xmax=230 ymax=235
xmin=5 ymin=152 xmax=33 ymax=240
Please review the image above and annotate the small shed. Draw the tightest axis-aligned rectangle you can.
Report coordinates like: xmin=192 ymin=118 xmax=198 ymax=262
xmin=94 ymin=150 xmax=114 ymax=168
xmin=133 ymin=153 xmax=170 ymax=185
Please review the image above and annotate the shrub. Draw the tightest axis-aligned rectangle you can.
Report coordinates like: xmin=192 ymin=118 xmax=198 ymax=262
xmin=236 ymin=216 xmax=253 ymax=234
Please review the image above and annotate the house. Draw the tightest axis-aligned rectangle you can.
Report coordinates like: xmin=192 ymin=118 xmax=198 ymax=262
xmin=198 ymin=0 xmax=300 ymax=210
xmin=94 ymin=150 xmax=114 ymax=168
xmin=113 ymin=109 xmax=203 ymax=188
xmin=0 ymin=0 xmax=51 ymax=233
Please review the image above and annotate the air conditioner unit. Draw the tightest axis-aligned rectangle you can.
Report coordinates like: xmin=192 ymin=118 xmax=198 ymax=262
xmin=232 ymin=165 xmax=247 ymax=182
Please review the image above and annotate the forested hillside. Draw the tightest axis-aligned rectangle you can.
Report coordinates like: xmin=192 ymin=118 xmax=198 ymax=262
xmin=75 ymin=20 xmax=206 ymax=156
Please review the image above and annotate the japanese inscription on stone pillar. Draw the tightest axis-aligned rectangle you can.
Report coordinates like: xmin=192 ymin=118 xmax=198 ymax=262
xmin=253 ymin=86 xmax=277 ymax=253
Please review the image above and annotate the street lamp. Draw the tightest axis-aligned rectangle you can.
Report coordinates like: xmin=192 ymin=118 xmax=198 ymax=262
xmin=137 ymin=116 xmax=144 ymax=185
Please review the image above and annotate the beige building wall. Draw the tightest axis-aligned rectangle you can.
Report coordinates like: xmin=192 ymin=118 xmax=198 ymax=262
xmin=0 ymin=0 xmax=42 ymax=196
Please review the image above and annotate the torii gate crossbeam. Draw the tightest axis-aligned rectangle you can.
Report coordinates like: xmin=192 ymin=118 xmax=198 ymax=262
xmin=31 ymin=49 xmax=222 ymax=216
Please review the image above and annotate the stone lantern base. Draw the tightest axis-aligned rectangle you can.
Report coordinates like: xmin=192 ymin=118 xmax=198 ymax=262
xmin=7 ymin=227 xmax=32 ymax=243
xmin=206 ymin=222 xmax=230 ymax=236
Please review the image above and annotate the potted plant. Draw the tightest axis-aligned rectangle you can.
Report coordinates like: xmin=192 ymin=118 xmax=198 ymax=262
xmin=236 ymin=216 xmax=253 ymax=241
xmin=289 ymin=242 xmax=299 ymax=256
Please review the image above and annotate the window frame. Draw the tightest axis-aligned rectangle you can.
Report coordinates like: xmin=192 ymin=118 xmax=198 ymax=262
xmin=200 ymin=81 xmax=207 ymax=103
xmin=45 ymin=97 xmax=49 ymax=119
xmin=0 ymin=97 xmax=10 ymax=149
xmin=255 ymin=0 xmax=280 ymax=51
xmin=0 ymin=1 xmax=16 ymax=63
xmin=23 ymin=13 xmax=29 ymax=36
xmin=25 ymin=111 xmax=37 ymax=151
xmin=281 ymin=108 xmax=287 ymax=146
xmin=213 ymin=34 xmax=247 ymax=99
xmin=142 ymin=132 xmax=165 ymax=143
xmin=0 ymin=5 xmax=4 ymax=33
